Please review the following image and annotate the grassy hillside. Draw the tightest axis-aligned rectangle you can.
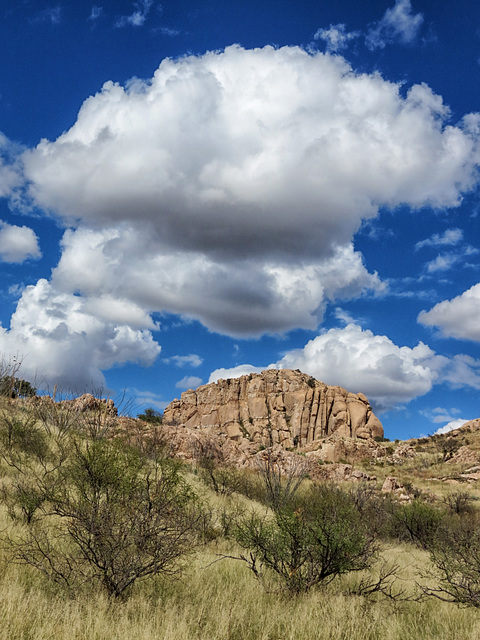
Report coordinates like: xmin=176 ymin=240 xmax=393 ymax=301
xmin=1 ymin=396 xmax=480 ymax=639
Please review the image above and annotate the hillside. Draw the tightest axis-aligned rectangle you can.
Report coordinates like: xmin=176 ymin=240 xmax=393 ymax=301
xmin=2 ymin=375 xmax=480 ymax=639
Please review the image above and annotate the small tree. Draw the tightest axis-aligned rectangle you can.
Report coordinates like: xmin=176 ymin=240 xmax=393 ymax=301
xmin=0 ymin=403 xmax=203 ymax=598
xmin=233 ymin=483 xmax=378 ymax=594
xmin=0 ymin=376 xmax=37 ymax=398
xmin=137 ymin=407 xmax=162 ymax=424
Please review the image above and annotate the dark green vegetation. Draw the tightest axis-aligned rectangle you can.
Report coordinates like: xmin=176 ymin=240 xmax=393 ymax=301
xmin=137 ymin=407 xmax=163 ymax=424
xmin=233 ymin=483 xmax=378 ymax=594
xmin=0 ymin=376 xmax=37 ymax=398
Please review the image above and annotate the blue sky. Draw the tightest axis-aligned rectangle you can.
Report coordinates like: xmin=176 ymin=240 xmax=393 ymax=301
xmin=1 ymin=0 xmax=480 ymax=439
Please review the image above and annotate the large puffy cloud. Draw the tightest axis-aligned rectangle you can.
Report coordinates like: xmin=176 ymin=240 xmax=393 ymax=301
xmin=15 ymin=44 xmax=480 ymax=339
xmin=4 ymin=45 xmax=480 ymax=386
xmin=211 ymin=324 xmax=442 ymax=410
xmin=22 ymin=45 xmax=480 ymax=262
xmin=0 ymin=279 xmax=160 ymax=389
xmin=418 ymin=284 xmax=480 ymax=341
xmin=0 ymin=221 xmax=41 ymax=263
xmin=50 ymin=226 xmax=381 ymax=335
xmin=274 ymin=325 xmax=441 ymax=409
xmin=210 ymin=324 xmax=480 ymax=412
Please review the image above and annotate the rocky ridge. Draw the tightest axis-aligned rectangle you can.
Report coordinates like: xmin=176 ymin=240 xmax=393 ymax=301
xmin=163 ymin=369 xmax=383 ymax=449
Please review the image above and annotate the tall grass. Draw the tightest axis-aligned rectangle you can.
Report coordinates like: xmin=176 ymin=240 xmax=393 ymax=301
xmin=1 ymin=400 xmax=480 ymax=639
xmin=1 ymin=536 xmax=480 ymax=640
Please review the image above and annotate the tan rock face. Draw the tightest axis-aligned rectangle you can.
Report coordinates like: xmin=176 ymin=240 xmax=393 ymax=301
xmin=163 ymin=369 xmax=383 ymax=448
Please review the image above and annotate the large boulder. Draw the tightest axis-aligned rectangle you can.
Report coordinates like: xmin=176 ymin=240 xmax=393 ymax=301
xmin=163 ymin=369 xmax=383 ymax=449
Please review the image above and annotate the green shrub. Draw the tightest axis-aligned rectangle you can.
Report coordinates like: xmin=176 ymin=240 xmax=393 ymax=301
xmin=136 ymin=407 xmax=162 ymax=424
xmin=233 ymin=483 xmax=378 ymax=594
xmin=388 ymin=499 xmax=445 ymax=549
xmin=0 ymin=407 xmax=202 ymax=599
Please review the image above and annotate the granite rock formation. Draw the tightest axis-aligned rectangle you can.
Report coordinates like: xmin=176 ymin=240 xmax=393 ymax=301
xmin=163 ymin=369 xmax=383 ymax=448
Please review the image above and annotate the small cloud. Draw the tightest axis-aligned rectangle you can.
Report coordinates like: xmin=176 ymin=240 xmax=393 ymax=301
xmin=366 ymin=0 xmax=423 ymax=50
xmin=115 ymin=0 xmax=153 ymax=28
xmin=128 ymin=387 xmax=168 ymax=412
xmin=424 ymin=245 xmax=479 ymax=274
xmin=314 ymin=24 xmax=360 ymax=52
xmin=158 ymin=26 xmax=180 ymax=36
xmin=8 ymin=284 xmax=25 ymax=298
xmin=175 ymin=375 xmax=202 ymax=390
xmin=426 ymin=253 xmax=459 ymax=273
xmin=434 ymin=418 xmax=470 ymax=435
xmin=88 ymin=5 xmax=104 ymax=23
xmin=333 ymin=307 xmax=357 ymax=325
xmin=167 ymin=354 xmax=203 ymax=368
xmin=358 ymin=219 xmax=396 ymax=242
xmin=35 ymin=5 xmax=62 ymax=25
xmin=415 ymin=228 xmax=463 ymax=250
xmin=209 ymin=365 xmax=266 ymax=384
xmin=421 ymin=406 xmax=462 ymax=424
xmin=0 ymin=222 xmax=41 ymax=263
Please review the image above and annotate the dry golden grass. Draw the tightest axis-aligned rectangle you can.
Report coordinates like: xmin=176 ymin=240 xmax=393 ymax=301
xmin=2 ymin=401 xmax=480 ymax=639
xmin=1 ymin=515 xmax=480 ymax=640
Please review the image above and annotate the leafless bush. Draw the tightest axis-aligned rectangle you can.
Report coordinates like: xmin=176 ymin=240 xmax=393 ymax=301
xmin=443 ymin=490 xmax=476 ymax=515
xmin=256 ymin=448 xmax=309 ymax=510
xmin=193 ymin=437 xmax=243 ymax=496
xmin=421 ymin=512 xmax=480 ymax=608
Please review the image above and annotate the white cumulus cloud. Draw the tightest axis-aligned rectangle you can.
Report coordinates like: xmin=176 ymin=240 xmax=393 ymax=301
xmin=209 ymin=324 xmax=480 ymax=412
xmin=276 ymin=324 xmax=442 ymax=410
xmin=0 ymin=222 xmax=41 ymax=263
xmin=3 ymin=44 xmax=480 ymax=386
xmin=22 ymin=46 xmax=480 ymax=255
xmin=0 ymin=279 xmax=160 ymax=390
xmin=418 ymin=283 xmax=480 ymax=341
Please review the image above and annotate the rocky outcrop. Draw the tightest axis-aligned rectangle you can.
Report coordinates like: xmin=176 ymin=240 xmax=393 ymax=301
xmin=30 ymin=393 xmax=118 ymax=416
xmin=60 ymin=393 xmax=118 ymax=416
xmin=163 ymin=369 xmax=383 ymax=449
